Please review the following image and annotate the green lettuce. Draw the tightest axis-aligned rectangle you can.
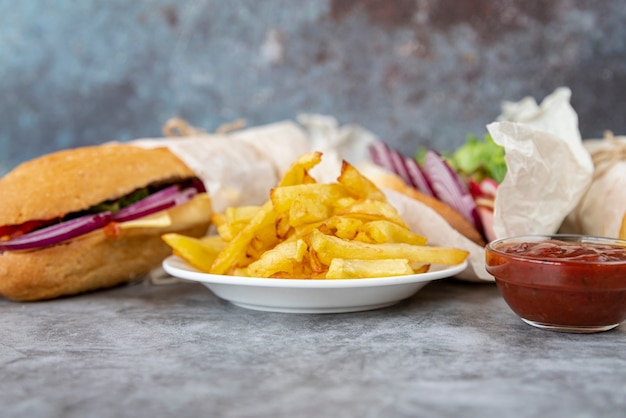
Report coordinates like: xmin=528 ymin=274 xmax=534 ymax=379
xmin=449 ymin=134 xmax=506 ymax=184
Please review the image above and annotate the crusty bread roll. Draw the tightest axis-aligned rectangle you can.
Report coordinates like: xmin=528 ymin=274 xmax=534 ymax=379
xmin=0 ymin=144 xmax=212 ymax=301
xmin=358 ymin=163 xmax=486 ymax=246
xmin=0 ymin=144 xmax=195 ymax=225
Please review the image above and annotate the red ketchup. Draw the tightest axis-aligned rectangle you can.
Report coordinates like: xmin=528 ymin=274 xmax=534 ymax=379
xmin=486 ymin=238 xmax=626 ymax=330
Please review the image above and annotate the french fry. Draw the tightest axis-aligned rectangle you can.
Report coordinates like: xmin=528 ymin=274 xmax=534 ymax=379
xmin=411 ymin=263 xmax=431 ymax=274
xmin=246 ymin=239 xmax=308 ymax=278
xmin=214 ymin=206 xmax=262 ymax=241
xmin=337 ymin=160 xmax=387 ymax=201
xmin=210 ymin=200 xmax=277 ymax=275
xmin=210 ymin=212 xmax=227 ymax=227
xmin=354 ymin=220 xmax=427 ymax=245
xmin=285 ymin=197 xmax=333 ymax=228
xmin=226 ymin=205 xmax=261 ymax=224
xmin=620 ymin=212 xmax=626 ymax=241
xmin=200 ymin=235 xmax=229 ymax=251
xmin=278 ymin=151 xmax=323 ymax=187
xmin=336 ymin=199 xmax=408 ymax=227
xmin=319 ymin=216 xmax=364 ymax=240
xmin=162 ymin=233 xmax=222 ymax=272
xmin=270 ymin=184 xmax=351 ymax=213
xmin=309 ymin=229 xmax=468 ymax=266
xmin=326 ymin=258 xmax=414 ymax=279
xmin=306 ymin=246 xmax=326 ymax=276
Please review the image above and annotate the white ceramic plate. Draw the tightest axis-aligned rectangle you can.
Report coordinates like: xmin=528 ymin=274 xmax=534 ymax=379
xmin=162 ymin=256 xmax=468 ymax=313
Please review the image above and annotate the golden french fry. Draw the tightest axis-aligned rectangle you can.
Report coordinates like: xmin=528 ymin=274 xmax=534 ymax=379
xmin=162 ymin=233 xmax=222 ymax=272
xmin=338 ymin=160 xmax=387 ymax=201
xmin=270 ymin=183 xmax=351 ymax=214
xmin=278 ymin=151 xmax=323 ymax=187
xmin=319 ymin=216 xmax=364 ymax=240
xmin=325 ymin=258 xmax=414 ymax=279
xmin=216 ymin=223 xmax=236 ymax=241
xmin=307 ymin=246 xmax=326 ymax=276
xmin=620 ymin=212 xmax=626 ymax=240
xmin=309 ymin=229 xmax=468 ymax=266
xmin=211 ymin=212 xmax=227 ymax=228
xmin=354 ymin=220 xmax=427 ymax=245
xmin=200 ymin=234 xmax=229 ymax=249
xmin=292 ymin=216 xmax=363 ymax=241
xmin=337 ymin=199 xmax=408 ymax=227
xmin=210 ymin=200 xmax=277 ymax=275
xmin=214 ymin=206 xmax=262 ymax=241
xmin=225 ymin=205 xmax=261 ymax=224
xmin=290 ymin=199 xmax=331 ymax=227
xmin=246 ymin=239 xmax=308 ymax=278
xmin=411 ymin=263 xmax=431 ymax=274
xmin=275 ymin=213 xmax=292 ymax=239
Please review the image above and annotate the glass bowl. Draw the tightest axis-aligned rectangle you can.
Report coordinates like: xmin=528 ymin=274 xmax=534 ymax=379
xmin=485 ymin=234 xmax=626 ymax=333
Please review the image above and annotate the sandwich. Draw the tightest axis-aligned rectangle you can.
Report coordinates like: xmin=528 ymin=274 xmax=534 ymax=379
xmin=0 ymin=144 xmax=212 ymax=301
xmin=562 ymin=133 xmax=626 ymax=239
xmin=364 ymin=135 xmax=505 ymax=246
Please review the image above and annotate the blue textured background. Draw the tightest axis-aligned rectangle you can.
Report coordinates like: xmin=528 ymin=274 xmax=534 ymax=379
xmin=1 ymin=0 xmax=625 ymax=175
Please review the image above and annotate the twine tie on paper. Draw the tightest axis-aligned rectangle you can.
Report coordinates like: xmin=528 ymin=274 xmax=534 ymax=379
xmin=591 ymin=131 xmax=626 ymax=179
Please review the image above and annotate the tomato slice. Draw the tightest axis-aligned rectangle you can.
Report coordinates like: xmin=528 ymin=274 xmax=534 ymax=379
xmin=0 ymin=219 xmax=56 ymax=240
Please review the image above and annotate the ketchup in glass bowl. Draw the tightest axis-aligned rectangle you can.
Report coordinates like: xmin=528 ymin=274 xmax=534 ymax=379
xmin=485 ymin=235 xmax=626 ymax=333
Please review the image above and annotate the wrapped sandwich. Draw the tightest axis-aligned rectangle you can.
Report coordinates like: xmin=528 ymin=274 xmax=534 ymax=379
xmin=0 ymin=120 xmax=311 ymax=301
xmin=0 ymin=145 xmax=212 ymax=301
xmin=562 ymin=132 xmax=626 ymax=238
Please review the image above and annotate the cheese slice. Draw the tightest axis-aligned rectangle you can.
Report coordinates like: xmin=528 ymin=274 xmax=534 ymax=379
xmin=118 ymin=213 xmax=172 ymax=229
xmin=118 ymin=193 xmax=212 ymax=232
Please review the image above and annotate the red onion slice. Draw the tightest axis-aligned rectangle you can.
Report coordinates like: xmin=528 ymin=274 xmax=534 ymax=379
xmin=368 ymin=142 xmax=396 ymax=172
xmin=369 ymin=142 xmax=435 ymax=196
xmin=0 ymin=179 xmax=206 ymax=252
xmin=403 ymin=156 xmax=435 ymax=197
xmin=112 ymin=187 xmax=198 ymax=222
xmin=0 ymin=212 xmax=112 ymax=251
xmin=423 ymin=151 xmax=483 ymax=233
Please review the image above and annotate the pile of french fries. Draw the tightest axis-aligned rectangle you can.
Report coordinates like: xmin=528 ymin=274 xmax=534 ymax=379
xmin=162 ymin=152 xmax=469 ymax=279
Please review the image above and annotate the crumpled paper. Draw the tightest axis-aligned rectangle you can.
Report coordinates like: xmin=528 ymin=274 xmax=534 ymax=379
xmin=128 ymin=121 xmax=310 ymax=213
xmin=297 ymin=113 xmax=378 ymax=184
xmin=384 ymin=189 xmax=490 ymax=282
xmin=489 ymin=87 xmax=594 ymax=238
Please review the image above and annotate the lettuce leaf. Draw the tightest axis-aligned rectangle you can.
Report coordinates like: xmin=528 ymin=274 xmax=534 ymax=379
xmin=449 ymin=134 xmax=506 ymax=183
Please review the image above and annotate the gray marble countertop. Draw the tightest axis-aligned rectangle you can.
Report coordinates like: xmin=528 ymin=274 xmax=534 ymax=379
xmin=1 ymin=278 xmax=625 ymax=418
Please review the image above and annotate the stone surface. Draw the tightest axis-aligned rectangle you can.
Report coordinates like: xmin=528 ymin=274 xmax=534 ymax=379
xmin=1 ymin=279 xmax=625 ymax=418
xmin=2 ymin=0 xmax=626 ymax=174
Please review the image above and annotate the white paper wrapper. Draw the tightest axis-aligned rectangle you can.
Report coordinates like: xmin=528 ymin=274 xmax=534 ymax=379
xmin=384 ymin=190 xmax=490 ymax=281
xmin=490 ymin=87 xmax=594 ymax=238
xmin=128 ymin=121 xmax=310 ymax=213
xmin=298 ymin=113 xmax=378 ymax=184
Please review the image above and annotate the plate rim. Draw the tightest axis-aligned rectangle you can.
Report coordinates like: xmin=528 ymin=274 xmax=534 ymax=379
xmin=162 ymin=255 xmax=468 ymax=289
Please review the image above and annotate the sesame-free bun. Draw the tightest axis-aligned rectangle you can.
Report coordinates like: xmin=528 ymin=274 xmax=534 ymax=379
xmin=0 ymin=144 xmax=195 ymax=226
